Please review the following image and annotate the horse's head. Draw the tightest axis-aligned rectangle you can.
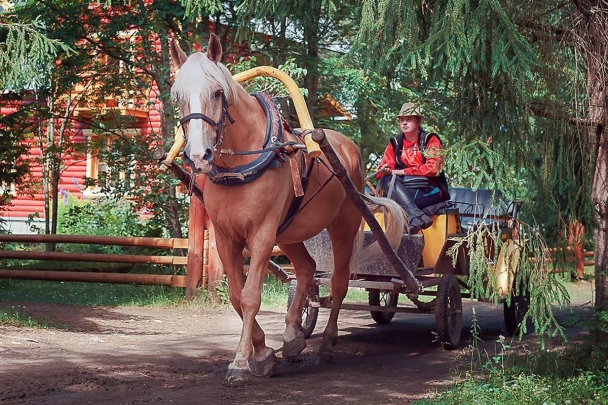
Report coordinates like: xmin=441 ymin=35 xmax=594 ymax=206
xmin=170 ymin=34 xmax=237 ymax=174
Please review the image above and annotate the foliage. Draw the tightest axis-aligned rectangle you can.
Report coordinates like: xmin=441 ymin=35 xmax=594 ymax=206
xmin=575 ymin=310 xmax=608 ymax=368
xmin=56 ymin=195 xmax=154 ymax=238
xmin=3 ymin=0 xmax=205 ymax=238
xmin=448 ymin=216 xmax=571 ymax=344
xmin=0 ymin=18 xmax=72 ymax=89
xmin=0 ymin=93 xmax=32 ymax=211
xmin=414 ymin=312 xmax=608 ymax=405
xmin=355 ymin=0 xmax=599 ymax=236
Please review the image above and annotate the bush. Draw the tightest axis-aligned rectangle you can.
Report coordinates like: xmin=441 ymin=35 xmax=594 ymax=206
xmin=57 ymin=195 xmax=156 ymax=238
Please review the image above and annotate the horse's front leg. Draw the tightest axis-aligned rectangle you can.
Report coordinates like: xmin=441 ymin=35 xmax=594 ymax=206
xmin=278 ymin=242 xmax=316 ymax=359
xmin=222 ymin=240 xmax=278 ymax=386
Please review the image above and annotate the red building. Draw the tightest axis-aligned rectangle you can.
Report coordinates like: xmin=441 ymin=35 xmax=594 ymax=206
xmin=1 ymin=83 xmax=159 ymax=233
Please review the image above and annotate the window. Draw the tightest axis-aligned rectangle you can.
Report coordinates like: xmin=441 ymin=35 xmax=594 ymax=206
xmin=83 ymin=128 xmax=139 ymax=198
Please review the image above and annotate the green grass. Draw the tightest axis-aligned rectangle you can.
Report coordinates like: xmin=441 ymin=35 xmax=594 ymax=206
xmin=0 ymin=273 xmax=373 ymax=325
xmin=0 ymin=304 xmax=57 ymax=328
xmin=0 ymin=278 xmax=204 ymax=308
xmin=412 ymin=277 xmax=606 ymax=405
xmin=414 ymin=370 xmax=608 ymax=404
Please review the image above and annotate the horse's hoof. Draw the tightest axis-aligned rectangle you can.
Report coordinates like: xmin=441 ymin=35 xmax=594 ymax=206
xmin=251 ymin=349 xmax=278 ymax=377
xmin=314 ymin=349 xmax=335 ymax=366
xmin=223 ymin=366 xmax=251 ymax=387
xmin=282 ymin=332 xmax=307 ymax=359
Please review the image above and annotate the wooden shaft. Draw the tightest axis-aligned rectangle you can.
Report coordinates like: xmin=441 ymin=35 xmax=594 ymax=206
xmin=311 ymin=128 xmax=421 ymax=294
xmin=186 ymin=189 xmax=206 ymax=299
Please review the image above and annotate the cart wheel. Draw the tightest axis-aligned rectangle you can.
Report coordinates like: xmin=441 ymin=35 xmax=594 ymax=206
xmin=434 ymin=274 xmax=463 ymax=349
xmin=503 ymin=287 xmax=530 ymax=334
xmin=369 ymin=290 xmax=399 ymax=324
xmin=287 ymin=279 xmax=319 ymax=339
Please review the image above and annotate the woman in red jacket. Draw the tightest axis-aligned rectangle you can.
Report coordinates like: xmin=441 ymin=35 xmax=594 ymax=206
xmin=376 ymin=102 xmax=450 ymax=232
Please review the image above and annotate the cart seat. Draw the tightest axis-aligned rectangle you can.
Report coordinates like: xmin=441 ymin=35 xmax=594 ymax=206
xmin=448 ymin=187 xmax=510 ymax=232
xmin=421 ymin=200 xmax=454 ymax=216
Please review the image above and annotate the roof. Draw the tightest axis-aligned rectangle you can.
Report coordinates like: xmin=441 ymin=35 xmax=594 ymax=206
xmin=318 ymin=94 xmax=352 ymax=120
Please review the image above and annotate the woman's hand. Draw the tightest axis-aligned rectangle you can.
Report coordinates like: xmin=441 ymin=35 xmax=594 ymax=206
xmin=380 ymin=164 xmax=392 ymax=175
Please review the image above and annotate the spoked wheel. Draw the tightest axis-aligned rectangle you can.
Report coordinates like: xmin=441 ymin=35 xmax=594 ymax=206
xmin=287 ymin=279 xmax=319 ymax=339
xmin=434 ymin=274 xmax=463 ymax=349
xmin=368 ymin=289 xmax=399 ymax=324
xmin=504 ymin=286 xmax=530 ymax=334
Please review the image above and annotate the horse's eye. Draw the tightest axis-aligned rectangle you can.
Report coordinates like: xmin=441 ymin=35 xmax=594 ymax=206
xmin=214 ymin=90 xmax=223 ymax=99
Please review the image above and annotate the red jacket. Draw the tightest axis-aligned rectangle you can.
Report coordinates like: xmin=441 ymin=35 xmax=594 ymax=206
xmin=376 ymin=133 xmax=445 ymax=180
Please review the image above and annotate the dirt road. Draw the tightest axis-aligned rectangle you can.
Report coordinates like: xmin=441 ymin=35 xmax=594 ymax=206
xmin=0 ymin=286 xmax=593 ymax=405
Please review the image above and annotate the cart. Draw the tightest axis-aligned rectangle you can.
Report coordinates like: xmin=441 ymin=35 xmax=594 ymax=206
xmin=287 ymin=187 xmax=527 ymax=349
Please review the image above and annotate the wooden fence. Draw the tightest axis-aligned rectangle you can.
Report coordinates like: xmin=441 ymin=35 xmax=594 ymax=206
xmin=0 ymin=234 xmax=191 ymax=288
xmin=544 ymin=246 xmax=595 ymax=278
xmin=0 ymin=231 xmax=291 ymax=297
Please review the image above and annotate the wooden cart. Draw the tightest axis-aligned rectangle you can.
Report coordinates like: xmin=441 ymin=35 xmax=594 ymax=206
xmin=287 ymin=187 xmax=527 ymax=349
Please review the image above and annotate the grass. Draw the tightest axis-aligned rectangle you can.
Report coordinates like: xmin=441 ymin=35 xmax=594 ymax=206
xmin=0 ymin=279 xmax=205 ymax=307
xmin=414 ymin=370 xmax=608 ymax=404
xmin=412 ymin=270 xmax=606 ymax=405
xmin=0 ymin=304 xmax=57 ymax=328
xmin=0 ymin=273 xmax=373 ymax=326
xmin=413 ymin=331 xmax=608 ymax=405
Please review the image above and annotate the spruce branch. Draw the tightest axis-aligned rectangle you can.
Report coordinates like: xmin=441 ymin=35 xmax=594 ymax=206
xmin=0 ymin=19 xmax=72 ymax=88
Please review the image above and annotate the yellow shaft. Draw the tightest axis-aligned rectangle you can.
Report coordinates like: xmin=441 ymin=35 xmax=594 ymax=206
xmin=232 ymin=66 xmax=321 ymax=158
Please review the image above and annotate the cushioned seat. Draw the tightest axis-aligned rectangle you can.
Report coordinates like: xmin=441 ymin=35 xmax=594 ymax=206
xmin=448 ymin=187 xmax=510 ymax=232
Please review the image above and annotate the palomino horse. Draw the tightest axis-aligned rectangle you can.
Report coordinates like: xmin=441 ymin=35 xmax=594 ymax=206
xmin=170 ymin=34 xmax=407 ymax=386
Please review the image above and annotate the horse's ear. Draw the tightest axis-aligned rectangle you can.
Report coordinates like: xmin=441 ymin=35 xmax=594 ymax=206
xmin=207 ymin=34 xmax=222 ymax=63
xmin=170 ymin=38 xmax=188 ymax=68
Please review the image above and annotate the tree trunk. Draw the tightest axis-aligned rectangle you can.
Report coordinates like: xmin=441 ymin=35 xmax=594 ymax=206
xmin=583 ymin=8 xmax=608 ymax=312
xmin=594 ymin=132 xmax=608 ymax=312
xmin=157 ymin=29 xmax=184 ymax=239
xmin=303 ymin=1 xmax=321 ymax=121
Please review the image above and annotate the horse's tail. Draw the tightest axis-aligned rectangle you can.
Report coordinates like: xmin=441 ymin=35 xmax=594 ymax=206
xmin=350 ymin=194 xmax=408 ymax=271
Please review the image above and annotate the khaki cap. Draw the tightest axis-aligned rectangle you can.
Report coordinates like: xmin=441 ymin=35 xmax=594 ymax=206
xmin=396 ymin=102 xmax=424 ymax=118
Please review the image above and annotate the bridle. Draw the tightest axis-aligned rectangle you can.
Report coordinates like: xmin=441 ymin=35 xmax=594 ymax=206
xmin=179 ymin=92 xmax=235 ymax=150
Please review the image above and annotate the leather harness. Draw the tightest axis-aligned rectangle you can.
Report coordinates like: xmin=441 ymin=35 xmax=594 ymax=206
xmin=181 ymin=92 xmax=320 ymax=235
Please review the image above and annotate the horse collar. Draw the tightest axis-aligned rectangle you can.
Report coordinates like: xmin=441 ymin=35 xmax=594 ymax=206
xmin=205 ymin=92 xmax=285 ymax=186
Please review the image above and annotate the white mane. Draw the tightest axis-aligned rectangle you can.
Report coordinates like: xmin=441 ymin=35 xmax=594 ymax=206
xmin=171 ymin=52 xmax=240 ymax=104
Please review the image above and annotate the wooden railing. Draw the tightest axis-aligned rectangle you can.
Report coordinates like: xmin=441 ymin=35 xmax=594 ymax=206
xmin=0 ymin=233 xmax=293 ymax=293
xmin=0 ymin=234 xmax=189 ymax=287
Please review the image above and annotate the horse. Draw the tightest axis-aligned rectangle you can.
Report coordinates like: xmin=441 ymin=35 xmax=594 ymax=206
xmin=170 ymin=34 xmax=407 ymax=386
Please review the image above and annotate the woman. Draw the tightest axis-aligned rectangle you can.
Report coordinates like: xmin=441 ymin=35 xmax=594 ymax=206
xmin=376 ymin=102 xmax=450 ymax=232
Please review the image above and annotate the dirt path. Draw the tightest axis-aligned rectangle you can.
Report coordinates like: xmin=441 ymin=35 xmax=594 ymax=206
xmin=0 ymin=286 xmax=593 ymax=405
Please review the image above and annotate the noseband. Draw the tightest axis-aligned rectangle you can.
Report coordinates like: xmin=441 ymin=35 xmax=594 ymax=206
xmin=179 ymin=92 xmax=235 ymax=149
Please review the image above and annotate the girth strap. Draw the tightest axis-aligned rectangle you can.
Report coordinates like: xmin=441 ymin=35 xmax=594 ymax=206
xmin=277 ymin=152 xmax=315 ymax=235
